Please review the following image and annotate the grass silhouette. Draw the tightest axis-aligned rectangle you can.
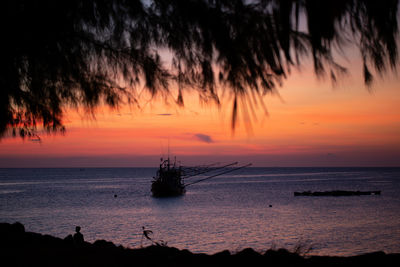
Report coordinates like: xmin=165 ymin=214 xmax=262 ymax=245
xmin=1 ymin=222 xmax=399 ymax=267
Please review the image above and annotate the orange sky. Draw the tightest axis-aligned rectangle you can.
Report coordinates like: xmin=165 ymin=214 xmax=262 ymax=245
xmin=1 ymin=56 xmax=400 ymax=167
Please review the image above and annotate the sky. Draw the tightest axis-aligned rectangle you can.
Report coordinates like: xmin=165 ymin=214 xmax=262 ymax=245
xmin=1 ymin=52 xmax=400 ymax=167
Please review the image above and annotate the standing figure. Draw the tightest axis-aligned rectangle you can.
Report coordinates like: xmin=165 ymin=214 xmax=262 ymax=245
xmin=73 ymin=226 xmax=84 ymax=246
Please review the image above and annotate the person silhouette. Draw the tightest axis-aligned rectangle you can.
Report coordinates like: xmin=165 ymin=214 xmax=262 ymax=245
xmin=73 ymin=226 xmax=84 ymax=246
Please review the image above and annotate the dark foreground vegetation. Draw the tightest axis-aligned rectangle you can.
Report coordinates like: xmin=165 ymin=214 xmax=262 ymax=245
xmin=2 ymin=1 xmax=399 ymax=137
xmin=1 ymin=222 xmax=399 ymax=267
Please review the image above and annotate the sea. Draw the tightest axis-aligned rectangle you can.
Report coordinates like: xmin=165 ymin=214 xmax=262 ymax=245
xmin=1 ymin=167 xmax=399 ymax=256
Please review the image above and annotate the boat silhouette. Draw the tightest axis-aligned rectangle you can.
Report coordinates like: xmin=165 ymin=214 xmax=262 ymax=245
xmin=151 ymin=157 xmax=185 ymax=197
xmin=151 ymin=157 xmax=251 ymax=197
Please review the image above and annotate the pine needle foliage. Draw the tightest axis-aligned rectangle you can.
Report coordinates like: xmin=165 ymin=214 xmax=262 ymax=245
xmin=1 ymin=0 xmax=398 ymax=137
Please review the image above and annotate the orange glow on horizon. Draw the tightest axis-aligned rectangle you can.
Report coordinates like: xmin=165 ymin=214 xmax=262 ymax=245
xmin=1 ymin=63 xmax=399 ymax=167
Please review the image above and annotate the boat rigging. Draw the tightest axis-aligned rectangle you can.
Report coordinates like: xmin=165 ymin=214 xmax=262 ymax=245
xmin=151 ymin=158 xmax=251 ymax=197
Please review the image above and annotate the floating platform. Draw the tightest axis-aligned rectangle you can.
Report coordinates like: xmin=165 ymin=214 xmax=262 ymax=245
xmin=294 ymin=190 xmax=381 ymax=197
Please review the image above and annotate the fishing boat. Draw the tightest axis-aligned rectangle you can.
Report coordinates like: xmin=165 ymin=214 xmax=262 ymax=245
xmin=151 ymin=158 xmax=251 ymax=197
xmin=151 ymin=157 xmax=185 ymax=197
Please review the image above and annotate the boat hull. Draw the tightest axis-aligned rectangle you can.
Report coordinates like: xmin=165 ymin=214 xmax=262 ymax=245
xmin=151 ymin=180 xmax=185 ymax=197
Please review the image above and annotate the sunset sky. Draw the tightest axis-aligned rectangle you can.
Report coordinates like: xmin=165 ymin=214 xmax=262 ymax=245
xmin=1 ymin=53 xmax=399 ymax=167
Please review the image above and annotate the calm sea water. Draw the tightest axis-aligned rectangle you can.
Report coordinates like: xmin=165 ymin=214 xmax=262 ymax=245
xmin=0 ymin=167 xmax=399 ymax=256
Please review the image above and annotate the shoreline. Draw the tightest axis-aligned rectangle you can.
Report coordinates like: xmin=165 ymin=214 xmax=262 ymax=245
xmin=2 ymin=222 xmax=399 ymax=266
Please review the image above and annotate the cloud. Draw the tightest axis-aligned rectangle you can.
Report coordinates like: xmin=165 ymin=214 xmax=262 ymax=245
xmin=193 ymin=133 xmax=214 ymax=143
xmin=157 ymin=113 xmax=173 ymax=116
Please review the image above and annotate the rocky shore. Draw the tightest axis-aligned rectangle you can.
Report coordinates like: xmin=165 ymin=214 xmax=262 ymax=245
xmin=1 ymin=222 xmax=399 ymax=266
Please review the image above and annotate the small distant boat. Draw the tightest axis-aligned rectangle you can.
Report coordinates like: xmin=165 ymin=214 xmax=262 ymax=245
xmin=294 ymin=190 xmax=381 ymax=197
xmin=151 ymin=157 xmax=251 ymax=197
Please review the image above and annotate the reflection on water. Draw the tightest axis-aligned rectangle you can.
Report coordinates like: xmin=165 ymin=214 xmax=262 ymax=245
xmin=0 ymin=190 xmax=25 ymax=194
xmin=0 ymin=167 xmax=399 ymax=256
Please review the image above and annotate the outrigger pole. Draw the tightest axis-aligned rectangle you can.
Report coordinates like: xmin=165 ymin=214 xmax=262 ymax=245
xmin=185 ymin=163 xmax=252 ymax=187
xmin=183 ymin=162 xmax=239 ymax=179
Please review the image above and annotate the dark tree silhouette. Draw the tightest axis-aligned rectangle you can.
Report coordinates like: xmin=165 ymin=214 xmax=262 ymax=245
xmin=1 ymin=0 xmax=398 ymax=138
